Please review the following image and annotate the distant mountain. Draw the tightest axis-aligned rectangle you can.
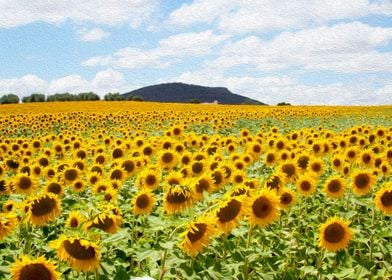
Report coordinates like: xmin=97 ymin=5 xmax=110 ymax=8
xmin=122 ymin=83 xmax=266 ymax=105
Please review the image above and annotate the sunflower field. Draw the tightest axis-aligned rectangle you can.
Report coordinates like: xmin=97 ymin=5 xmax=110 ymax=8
xmin=0 ymin=101 xmax=391 ymax=280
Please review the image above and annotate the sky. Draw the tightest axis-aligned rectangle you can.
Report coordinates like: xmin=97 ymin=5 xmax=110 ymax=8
xmin=0 ymin=0 xmax=391 ymax=105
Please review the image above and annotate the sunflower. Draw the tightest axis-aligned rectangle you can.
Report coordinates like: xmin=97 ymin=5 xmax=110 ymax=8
xmin=12 ymin=173 xmax=38 ymax=195
xmin=358 ymin=149 xmax=375 ymax=168
xmin=190 ymin=160 xmax=206 ymax=177
xmin=109 ymin=167 xmax=125 ymax=181
xmin=72 ymin=180 xmax=85 ymax=192
xmin=66 ymin=211 xmax=85 ymax=228
xmin=265 ymin=174 xmax=283 ymax=193
xmin=0 ymin=212 xmax=18 ymax=240
xmin=50 ymin=236 xmax=100 ymax=272
xmin=374 ymin=183 xmax=392 ymax=215
xmin=180 ymin=216 xmax=216 ymax=257
xmin=193 ymin=174 xmax=216 ymax=199
xmin=165 ymin=170 xmax=184 ymax=186
xmin=85 ymin=212 xmax=122 ymax=234
xmin=215 ymin=197 xmax=247 ymax=234
xmin=278 ymin=162 xmax=298 ymax=182
xmin=2 ymin=200 xmax=17 ymax=213
xmin=164 ymin=183 xmax=195 ymax=215
xmin=211 ymin=168 xmax=226 ymax=189
xmin=61 ymin=167 xmax=80 ymax=184
xmin=132 ymin=189 xmax=156 ymax=215
xmin=296 ymin=175 xmax=317 ymax=196
xmin=87 ymin=172 xmax=101 ymax=185
xmin=323 ymin=176 xmax=346 ymax=198
xmin=296 ymin=154 xmax=310 ymax=172
xmin=318 ymin=217 xmax=353 ymax=252
xmin=231 ymin=170 xmax=247 ymax=185
xmin=136 ymin=168 xmax=161 ymax=190
xmin=158 ymin=150 xmax=178 ymax=170
xmin=279 ymin=188 xmax=296 ymax=209
xmin=93 ymin=180 xmax=112 ymax=194
xmin=248 ymin=188 xmax=280 ymax=227
xmin=331 ymin=154 xmax=345 ymax=172
xmin=121 ymin=159 xmax=138 ymax=176
xmin=10 ymin=255 xmax=59 ymax=280
xmin=0 ymin=179 xmax=10 ymax=195
xmin=27 ymin=193 xmax=61 ymax=226
xmin=308 ymin=158 xmax=325 ymax=177
xmin=351 ymin=170 xmax=376 ymax=196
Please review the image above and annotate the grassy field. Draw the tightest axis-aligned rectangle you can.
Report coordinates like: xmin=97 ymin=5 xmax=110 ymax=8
xmin=0 ymin=102 xmax=391 ymax=279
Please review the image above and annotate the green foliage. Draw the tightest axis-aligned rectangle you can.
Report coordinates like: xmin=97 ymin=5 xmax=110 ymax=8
xmin=104 ymin=92 xmax=124 ymax=101
xmin=76 ymin=92 xmax=100 ymax=101
xmin=277 ymin=102 xmax=292 ymax=106
xmin=22 ymin=93 xmax=46 ymax=103
xmin=0 ymin=94 xmax=19 ymax=104
xmin=47 ymin=92 xmax=77 ymax=102
xmin=188 ymin=98 xmax=200 ymax=104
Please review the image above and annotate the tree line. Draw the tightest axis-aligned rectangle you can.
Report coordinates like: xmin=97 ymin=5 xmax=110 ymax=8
xmin=0 ymin=92 xmax=145 ymax=104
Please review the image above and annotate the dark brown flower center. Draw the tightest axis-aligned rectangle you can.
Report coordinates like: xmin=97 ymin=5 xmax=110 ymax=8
xmin=47 ymin=182 xmax=62 ymax=194
xmin=63 ymin=239 xmax=96 ymax=260
xmin=110 ymin=169 xmax=123 ymax=180
xmin=300 ymin=181 xmax=311 ymax=191
xmin=64 ymin=169 xmax=78 ymax=181
xmin=145 ymin=174 xmax=157 ymax=186
xmin=166 ymin=191 xmax=188 ymax=204
xmin=19 ymin=263 xmax=52 ymax=280
xmin=122 ymin=160 xmax=135 ymax=173
xmin=162 ymin=152 xmax=174 ymax=163
xmin=381 ymin=190 xmax=392 ymax=207
xmin=187 ymin=223 xmax=207 ymax=243
xmin=31 ymin=196 xmax=56 ymax=216
xmin=195 ymin=179 xmax=210 ymax=193
xmin=136 ymin=194 xmax=150 ymax=209
xmin=252 ymin=197 xmax=272 ymax=218
xmin=70 ymin=218 xmax=79 ymax=228
xmin=192 ymin=162 xmax=203 ymax=174
xmin=327 ymin=179 xmax=341 ymax=193
xmin=297 ymin=156 xmax=309 ymax=169
xmin=324 ymin=223 xmax=344 ymax=243
xmin=88 ymin=216 xmax=114 ymax=231
xmin=280 ymin=193 xmax=292 ymax=205
xmin=282 ymin=164 xmax=295 ymax=177
xmin=217 ymin=199 xmax=241 ymax=223
xmin=354 ymin=174 xmax=370 ymax=189
xmin=19 ymin=177 xmax=32 ymax=190
xmin=212 ymin=171 xmax=223 ymax=185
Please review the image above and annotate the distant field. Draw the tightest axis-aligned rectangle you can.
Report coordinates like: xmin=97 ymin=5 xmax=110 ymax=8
xmin=0 ymin=102 xmax=391 ymax=279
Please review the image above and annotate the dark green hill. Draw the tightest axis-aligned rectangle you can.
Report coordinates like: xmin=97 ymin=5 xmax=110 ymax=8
xmin=123 ymin=83 xmax=266 ymax=105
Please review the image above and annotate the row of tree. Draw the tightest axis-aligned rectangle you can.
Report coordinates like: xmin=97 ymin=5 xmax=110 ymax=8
xmin=0 ymin=93 xmax=145 ymax=104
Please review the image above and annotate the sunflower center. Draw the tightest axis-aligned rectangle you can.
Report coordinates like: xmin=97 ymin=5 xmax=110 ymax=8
xmin=63 ymin=239 xmax=96 ymax=260
xmin=145 ymin=174 xmax=157 ymax=186
xmin=234 ymin=175 xmax=243 ymax=184
xmin=354 ymin=174 xmax=370 ymax=189
xmin=282 ymin=164 xmax=295 ymax=177
xmin=267 ymin=176 xmax=280 ymax=190
xmin=110 ymin=170 xmax=123 ymax=180
xmin=300 ymin=181 xmax=311 ymax=191
xmin=112 ymin=148 xmax=123 ymax=159
xmin=324 ymin=223 xmax=345 ymax=243
xmin=252 ymin=197 xmax=272 ymax=218
xmin=196 ymin=179 xmax=210 ymax=193
xmin=192 ymin=162 xmax=203 ymax=174
xmin=333 ymin=159 xmax=341 ymax=167
xmin=19 ymin=177 xmax=32 ymax=189
xmin=19 ymin=263 xmax=52 ymax=280
xmin=212 ymin=171 xmax=223 ymax=185
xmin=31 ymin=196 xmax=56 ymax=216
xmin=166 ymin=191 xmax=188 ymax=204
xmin=280 ymin=193 xmax=292 ymax=205
xmin=362 ymin=154 xmax=371 ymax=163
xmin=64 ymin=169 xmax=78 ymax=181
xmin=381 ymin=190 xmax=392 ymax=207
xmin=347 ymin=151 xmax=355 ymax=158
xmin=70 ymin=218 xmax=79 ymax=228
xmin=327 ymin=180 xmax=341 ymax=193
xmin=162 ymin=152 xmax=174 ymax=164
xmin=89 ymin=216 xmax=114 ymax=231
xmin=266 ymin=154 xmax=275 ymax=163
xmin=312 ymin=163 xmax=321 ymax=172
xmin=187 ymin=223 xmax=207 ymax=243
xmin=143 ymin=146 xmax=153 ymax=156
xmin=136 ymin=194 xmax=150 ymax=209
xmin=253 ymin=145 xmax=261 ymax=153
xmin=217 ymin=199 xmax=241 ymax=223
xmin=47 ymin=182 xmax=62 ymax=194
xmin=297 ymin=156 xmax=309 ymax=169
xmin=122 ymin=161 xmax=135 ymax=173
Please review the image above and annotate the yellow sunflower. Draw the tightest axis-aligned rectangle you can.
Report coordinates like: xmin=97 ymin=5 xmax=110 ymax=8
xmin=61 ymin=167 xmax=80 ymax=184
xmin=180 ymin=216 xmax=216 ymax=257
xmin=279 ymin=188 xmax=297 ymax=209
xmin=136 ymin=168 xmax=161 ymax=190
xmin=318 ymin=217 xmax=353 ymax=252
xmin=278 ymin=161 xmax=298 ymax=183
xmin=157 ymin=150 xmax=179 ymax=170
xmin=165 ymin=170 xmax=184 ymax=186
xmin=308 ymin=158 xmax=325 ymax=177
xmin=265 ymin=174 xmax=283 ymax=193
xmin=85 ymin=212 xmax=122 ymax=234
xmin=323 ymin=176 xmax=346 ymax=198
xmin=27 ymin=193 xmax=61 ymax=226
xmin=10 ymin=255 xmax=59 ymax=280
xmin=66 ymin=211 xmax=85 ymax=229
xmin=296 ymin=175 xmax=317 ymax=196
xmin=193 ymin=174 xmax=216 ymax=199
xmin=45 ymin=181 xmax=64 ymax=197
xmin=0 ymin=179 xmax=10 ymax=195
xmin=374 ymin=183 xmax=392 ymax=215
xmin=215 ymin=196 xmax=247 ymax=235
xmin=131 ymin=189 xmax=156 ymax=215
xmin=248 ymin=188 xmax=280 ymax=227
xmin=50 ymin=236 xmax=100 ymax=272
xmin=12 ymin=173 xmax=38 ymax=195
xmin=351 ymin=170 xmax=376 ymax=196
xmin=163 ymin=183 xmax=195 ymax=215
xmin=0 ymin=212 xmax=18 ymax=240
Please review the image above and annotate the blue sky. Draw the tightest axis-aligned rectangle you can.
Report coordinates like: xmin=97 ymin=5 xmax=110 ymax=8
xmin=0 ymin=0 xmax=391 ymax=105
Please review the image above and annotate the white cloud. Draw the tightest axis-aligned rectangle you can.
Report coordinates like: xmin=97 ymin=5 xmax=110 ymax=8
xmin=0 ymin=69 xmax=127 ymax=98
xmin=168 ymin=0 xmax=392 ymax=33
xmin=78 ymin=28 xmax=109 ymax=42
xmin=162 ymin=70 xmax=391 ymax=105
xmin=0 ymin=75 xmax=48 ymax=97
xmin=208 ymin=22 xmax=392 ymax=73
xmin=0 ymin=0 xmax=157 ymax=28
xmin=82 ymin=30 xmax=229 ymax=68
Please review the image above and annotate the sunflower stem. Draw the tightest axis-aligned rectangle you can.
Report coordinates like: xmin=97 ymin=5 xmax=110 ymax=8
xmin=369 ymin=207 xmax=375 ymax=262
xmin=23 ymin=222 xmax=32 ymax=254
xmin=158 ymin=225 xmax=181 ymax=280
xmin=243 ymin=224 xmax=254 ymax=280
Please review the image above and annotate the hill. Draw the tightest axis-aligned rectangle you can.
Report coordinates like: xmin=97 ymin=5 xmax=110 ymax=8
xmin=122 ymin=83 xmax=266 ymax=105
